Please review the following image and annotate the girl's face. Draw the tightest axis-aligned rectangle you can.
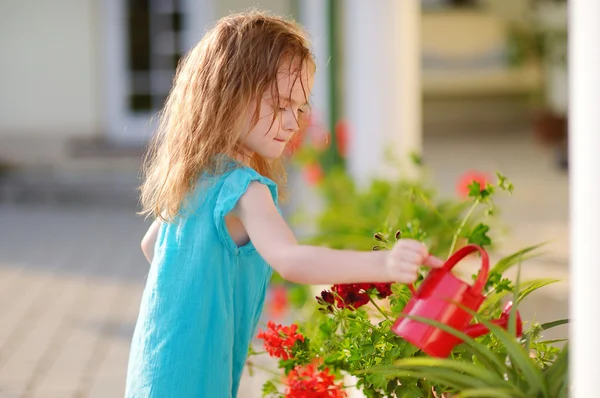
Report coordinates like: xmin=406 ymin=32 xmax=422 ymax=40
xmin=240 ymin=60 xmax=314 ymax=161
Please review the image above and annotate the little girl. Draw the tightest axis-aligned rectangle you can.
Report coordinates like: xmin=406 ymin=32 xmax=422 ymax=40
xmin=126 ymin=11 xmax=443 ymax=398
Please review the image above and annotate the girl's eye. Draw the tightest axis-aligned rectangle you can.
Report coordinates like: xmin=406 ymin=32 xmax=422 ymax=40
xmin=279 ymin=107 xmax=287 ymax=112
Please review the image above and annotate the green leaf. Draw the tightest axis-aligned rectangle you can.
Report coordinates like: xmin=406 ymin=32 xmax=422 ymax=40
xmin=409 ymin=151 xmax=423 ymax=166
xmin=537 ymin=338 xmax=568 ymax=345
xmin=491 ymin=243 xmax=547 ymax=274
xmin=287 ymin=284 xmax=309 ymax=308
xmin=458 ymin=387 xmax=524 ymax=398
xmin=544 ymin=343 xmax=569 ymax=396
xmin=468 ymin=181 xmax=485 ymax=199
xmin=366 ymin=371 xmax=390 ymax=390
xmin=481 ymin=290 xmax=512 ymax=311
xmin=373 ymin=367 xmax=479 ymax=392
xmin=464 ymin=311 xmax=548 ymax=397
xmin=509 ymin=261 xmax=522 ymax=338
xmin=391 ymin=314 xmax=506 ymax=375
xmin=392 ymin=357 xmax=507 ymax=387
xmin=496 ymin=172 xmax=514 ymax=193
xmin=468 ymin=223 xmax=492 ymax=247
xmin=517 ymin=278 xmax=561 ymax=303
xmin=262 ymin=380 xmax=279 ymax=397
xmin=541 ymin=319 xmax=569 ymax=331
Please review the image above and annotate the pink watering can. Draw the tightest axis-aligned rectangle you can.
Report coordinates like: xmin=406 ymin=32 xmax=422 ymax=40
xmin=391 ymin=244 xmax=523 ymax=358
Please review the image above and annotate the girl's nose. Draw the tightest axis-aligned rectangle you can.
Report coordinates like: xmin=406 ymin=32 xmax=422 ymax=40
xmin=281 ymin=110 xmax=299 ymax=133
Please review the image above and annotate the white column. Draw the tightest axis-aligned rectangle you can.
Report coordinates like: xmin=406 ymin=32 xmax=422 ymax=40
xmin=181 ymin=0 xmax=216 ymax=50
xmin=343 ymin=0 xmax=421 ymax=187
xmin=298 ymin=0 xmax=331 ymax=129
xmin=288 ymin=0 xmax=331 ymax=241
xmin=570 ymin=0 xmax=600 ymax=396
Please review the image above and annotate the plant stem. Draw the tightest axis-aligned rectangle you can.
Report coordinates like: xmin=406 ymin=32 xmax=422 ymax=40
xmin=346 ymin=315 xmax=384 ymax=332
xmin=417 ymin=192 xmax=456 ymax=234
xmin=448 ymin=199 xmax=480 ymax=256
xmin=248 ymin=350 xmax=267 ymax=356
xmin=246 ymin=361 xmax=285 ymax=381
xmin=369 ymin=297 xmax=390 ymax=321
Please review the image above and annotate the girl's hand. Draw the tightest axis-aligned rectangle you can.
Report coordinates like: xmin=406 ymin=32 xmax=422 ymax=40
xmin=385 ymin=239 xmax=444 ymax=284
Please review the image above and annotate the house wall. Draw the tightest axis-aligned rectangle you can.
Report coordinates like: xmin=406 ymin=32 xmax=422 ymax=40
xmin=216 ymin=0 xmax=291 ymax=18
xmin=0 ymin=0 xmax=100 ymax=138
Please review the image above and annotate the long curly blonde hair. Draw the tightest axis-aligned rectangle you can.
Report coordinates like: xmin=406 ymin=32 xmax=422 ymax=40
xmin=139 ymin=11 xmax=315 ymax=221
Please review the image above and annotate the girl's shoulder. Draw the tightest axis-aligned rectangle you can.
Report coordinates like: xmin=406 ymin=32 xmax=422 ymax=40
xmin=192 ymin=160 xmax=279 ymax=207
xmin=215 ymin=164 xmax=279 ymax=206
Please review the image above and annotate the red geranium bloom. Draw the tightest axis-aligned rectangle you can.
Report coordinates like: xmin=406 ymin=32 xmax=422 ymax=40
xmin=332 ymin=284 xmax=370 ymax=309
xmin=303 ymin=162 xmax=325 ymax=186
xmin=334 ymin=120 xmax=349 ymax=158
xmin=317 ymin=283 xmax=393 ymax=311
xmin=284 ymin=112 xmax=330 ymax=156
xmin=284 ymin=128 xmax=306 ymax=157
xmin=285 ymin=364 xmax=347 ymax=398
xmin=309 ymin=128 xmax=330 ymax=151
xmin=268 ymin=285 xmax=289 ymax=318
xmin=372 ymin=283 xmax=393 ymax=299
xmin=256 ymin=322 xmax=305 ymax=360
xmin=305 ymin=112 xmax=330 ymax=151
xmin=457 ymin=170 xmax=491 ymax=198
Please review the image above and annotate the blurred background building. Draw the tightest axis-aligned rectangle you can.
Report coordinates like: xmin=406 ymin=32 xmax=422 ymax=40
xmin=0 ymin=0 xmax=567 ymax=187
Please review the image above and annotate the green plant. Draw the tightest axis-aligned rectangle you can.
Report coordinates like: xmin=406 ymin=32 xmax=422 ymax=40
xmin=293 ymin=166 xmax=499 ymax=258
xmin=370 ymin=304 xmax=568 ymax=397
xmin=251 ymin=171 xmax=567 ymax=397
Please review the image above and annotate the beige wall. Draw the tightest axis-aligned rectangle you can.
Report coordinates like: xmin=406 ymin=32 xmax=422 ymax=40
xmin=217 ymin=0 xmax=292 ymax=18
xmin=0 ymin=0 xmax=99 ymax=137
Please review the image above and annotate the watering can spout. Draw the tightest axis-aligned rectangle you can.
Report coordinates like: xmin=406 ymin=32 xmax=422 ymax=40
xmin=464 ymin=302 xmax=523 ymax=339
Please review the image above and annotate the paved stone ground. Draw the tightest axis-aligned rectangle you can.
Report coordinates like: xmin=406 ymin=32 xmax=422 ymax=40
xmin=0 ymin=131 xmax=569 ymax=397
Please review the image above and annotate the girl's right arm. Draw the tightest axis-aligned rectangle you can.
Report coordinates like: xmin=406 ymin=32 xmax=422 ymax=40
xmin=237 ymin=182 xmax=443 ymax=285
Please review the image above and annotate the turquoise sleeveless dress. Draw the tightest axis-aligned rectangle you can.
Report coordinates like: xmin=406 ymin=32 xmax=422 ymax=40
xmin=125 ymin=166 xmax=278 ymax=397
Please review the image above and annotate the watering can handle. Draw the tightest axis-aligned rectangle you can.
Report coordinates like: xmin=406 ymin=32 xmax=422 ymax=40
xmin=407 ymin=244 xmax=489 ymax=295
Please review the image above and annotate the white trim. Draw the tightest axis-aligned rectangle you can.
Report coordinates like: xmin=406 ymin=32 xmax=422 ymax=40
xmin=103 ymin=0 xmax=154 ymax=145
xmin=343 ymin=0 xmax=421 ymax=187
xmin=102 ymin=0 xmax=216 ymax=145
xmin=298 ymin=0 xmax=330 ymax=129
xmin=570 ymin=0 xmax=599 ymax=395
xmin=181 ymin=0 xmax=216 ymax=51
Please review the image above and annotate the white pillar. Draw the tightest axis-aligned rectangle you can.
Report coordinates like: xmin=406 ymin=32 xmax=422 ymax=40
xmin=181 ymin=0 xmax=216 ymax=49
xmin=298 ymin=0 xmax=331 ymax=130
xmin=570 ymin=0 xmax=600 ymax=396
xmin=343 ymin=0 xmax=421 ymax=187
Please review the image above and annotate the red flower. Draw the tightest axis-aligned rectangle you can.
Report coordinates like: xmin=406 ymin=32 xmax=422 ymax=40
xmin=317 ymin=283 xmax=393 ymax=311
xmin=334 ymin=120 xmax=349 ymax=158
xmin=257 ymin=322 xmax=305 ymax=360
xmin=285 ymin=364 xmax=347 ymax=398
xmin=316 ymin=290 xmax=336 ymax=313
xmin=268 ymin=285 xmax=289 ymax=318
xmin=372 ymin=283 xmax=393 ymax=299
xmin=284 ymin=112 xmax=330 ymax=156
xmin=284 ymin=128 xmax=306 ymax=157
xmin=457 ymin=170 xmax=491 ymax=198
xmin=305 ymin=112 xmax=330 ymax=151
xmin=309 ymin=128 xmax=330 ymax=151
xmin=333 ymin=284 xmax=370 ymax=309
xmin=303 ymin=163 xmax=325 ymax=186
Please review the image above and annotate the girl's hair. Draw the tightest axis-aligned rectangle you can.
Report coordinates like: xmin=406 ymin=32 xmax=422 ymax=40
xmin=139 ymin=10 xmax=314 ymax=221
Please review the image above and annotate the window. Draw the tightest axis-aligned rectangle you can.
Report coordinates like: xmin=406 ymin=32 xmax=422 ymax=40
xmin=127 ymin=0 xmax=184 ymax=112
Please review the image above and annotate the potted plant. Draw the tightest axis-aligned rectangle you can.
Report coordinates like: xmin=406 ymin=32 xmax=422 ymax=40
xmin=250 ymin=169 xmax=568 ymax=397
